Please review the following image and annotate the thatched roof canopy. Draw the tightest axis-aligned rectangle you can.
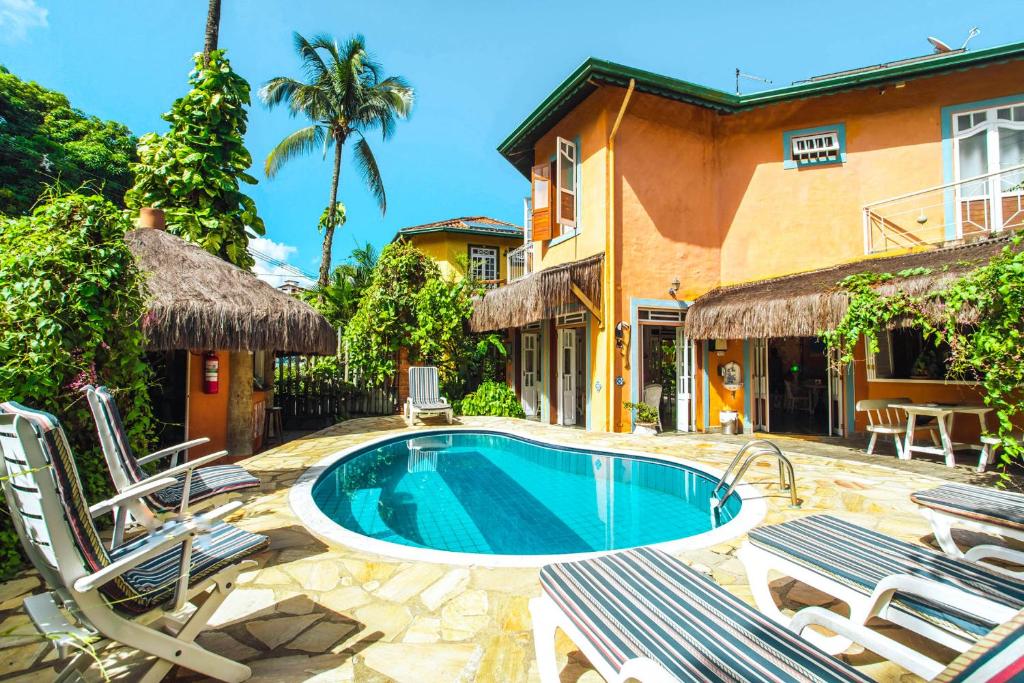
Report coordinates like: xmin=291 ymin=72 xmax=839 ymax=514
xmin=685 ymin=237 xmax=1015 ymax=340
xmin=470 ymin=253 xmax=603 ymax=332
xmin=126 ymin=228 xmax=336 ymax=355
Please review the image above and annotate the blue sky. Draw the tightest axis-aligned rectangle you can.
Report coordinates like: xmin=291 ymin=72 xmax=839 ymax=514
xmin=3 ymin=0 xmax=1021 ymax=284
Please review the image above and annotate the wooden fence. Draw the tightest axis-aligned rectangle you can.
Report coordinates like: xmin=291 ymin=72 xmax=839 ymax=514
xmin=274 ymin=355 xmax=397 ymax=429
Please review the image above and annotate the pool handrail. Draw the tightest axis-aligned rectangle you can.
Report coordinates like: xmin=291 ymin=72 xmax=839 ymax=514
xmin=711 ymin=439 xmax=800 ymax=511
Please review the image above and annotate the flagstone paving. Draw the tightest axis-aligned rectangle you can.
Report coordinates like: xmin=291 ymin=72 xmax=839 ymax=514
xmin=0 ymin=415 xmax=1014 ymax=682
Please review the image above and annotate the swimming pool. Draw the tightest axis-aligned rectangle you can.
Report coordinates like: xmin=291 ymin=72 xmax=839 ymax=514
xmin=291 ymin=429 xmax=765 ymax=566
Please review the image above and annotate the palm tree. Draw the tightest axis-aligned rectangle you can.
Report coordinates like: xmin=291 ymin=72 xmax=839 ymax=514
xmin=203 ymin=0 xmax=221 ymax=58
xmin=261 ymin=33 xmax=413 ymax=288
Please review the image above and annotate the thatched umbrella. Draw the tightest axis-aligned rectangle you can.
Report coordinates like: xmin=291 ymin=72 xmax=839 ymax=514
xmin=685 ymin=236 xmax=1016 ymax=340
xmin=126 ymin=227 xmax=336 ymax=355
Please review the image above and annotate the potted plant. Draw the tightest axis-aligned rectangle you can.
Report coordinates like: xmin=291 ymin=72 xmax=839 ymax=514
xmin=624 ymin=401 xmax=659 ymax=436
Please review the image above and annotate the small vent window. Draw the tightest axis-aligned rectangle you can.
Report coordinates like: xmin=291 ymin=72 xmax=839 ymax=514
xmin=638 ymin=308 xmax=684 ymax=324
xmin=556 ymin=311 xmax=586 ymax=327
xmin=791 ymin=131 xmax=841 ymax=165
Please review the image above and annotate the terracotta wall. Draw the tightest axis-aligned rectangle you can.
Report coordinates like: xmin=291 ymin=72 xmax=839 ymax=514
xmin=186 ymin=350 xmax=230 ymax=458
xmin=694 ymin=340 xmax=748 ymax=431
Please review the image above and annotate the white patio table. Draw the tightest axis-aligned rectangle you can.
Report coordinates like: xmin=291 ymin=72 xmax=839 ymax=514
xmin=891 ymin=402 xmax=992 ymax=468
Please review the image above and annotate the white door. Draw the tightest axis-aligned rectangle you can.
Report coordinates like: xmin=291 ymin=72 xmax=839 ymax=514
xmin=521 ymin=333 xmax=539 ymax=416
xmin=752 ymin=339 xmax=770 ymax=432
xmin=559 ymin=329 xmax=576 ymax=426
xmin=953 ymin=102 xmax=1024 ymax=235
xmin=675 ymin=329 xmax=694 ymax=432
xmin=827 ymin=349 xmax=845 ymax=436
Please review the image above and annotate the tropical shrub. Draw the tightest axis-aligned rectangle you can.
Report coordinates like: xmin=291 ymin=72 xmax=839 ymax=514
xmin=823 ymin=235 xmax=1024 ymax=473
xmin=457 ymin=380 xmax=524 ymax=418
xmin=0 ymin=192 xmax=154 ymax=577
xmin=127 ymin=50 xmax=264 ymax=268
xmin=624 ymin=401 xmax=659 ymax=425
xmin=0 ymin=66 xmax=137 ymax=214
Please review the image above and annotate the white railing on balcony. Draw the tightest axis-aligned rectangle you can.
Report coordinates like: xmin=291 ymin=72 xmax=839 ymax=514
xmin=507 ymin=242 xmax=534 ymax=283
xmin=863 ymin=163 xmax=1024 ymax=254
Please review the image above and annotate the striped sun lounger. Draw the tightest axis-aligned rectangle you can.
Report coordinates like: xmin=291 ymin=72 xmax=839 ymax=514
xmin=738 ymin=514 xmax=1023 ymax=675
xmin=404 ymin=366 xmax=453 ymax=426
xmin=913 ymin=483 xmax=1024 ymax=578
xmin=531 ymin=545 xmax=1024 ymax=682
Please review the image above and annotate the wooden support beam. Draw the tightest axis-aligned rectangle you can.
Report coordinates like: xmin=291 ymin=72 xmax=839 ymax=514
xmin=571 ymin=283 xmax=603 ymax=329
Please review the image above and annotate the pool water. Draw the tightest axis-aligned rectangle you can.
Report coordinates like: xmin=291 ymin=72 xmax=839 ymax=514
xmin=311 ymin=431 xmax=740 ymax=556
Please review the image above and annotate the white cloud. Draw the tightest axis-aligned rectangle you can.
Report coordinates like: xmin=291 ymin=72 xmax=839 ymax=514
xmin=0 ymin=0 xmax=48 ymax=43
xmin=249 ymin=236 xmax=315 ymax=289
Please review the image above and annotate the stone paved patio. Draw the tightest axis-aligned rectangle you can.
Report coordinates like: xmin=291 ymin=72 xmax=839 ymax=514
xmin=0 ymin=416 xmax=1014 ymax=682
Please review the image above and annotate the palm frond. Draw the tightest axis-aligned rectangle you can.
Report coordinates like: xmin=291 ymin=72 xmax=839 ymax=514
xmin=352 ymin=134 xmax=386 ymax=214
xmin=259 ymin=76 xmax=303 ymax=109
xmin=265 ymin=125 xmax=327 ymax=178
xmin=292 ymin=32 xmax=332 ymax=85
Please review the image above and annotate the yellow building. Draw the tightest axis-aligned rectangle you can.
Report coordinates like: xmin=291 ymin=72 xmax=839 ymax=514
xmin=392 ymin=216 xmax=524 ymax=286
xmin=472 ymin=39 xmax=1024 ymax=447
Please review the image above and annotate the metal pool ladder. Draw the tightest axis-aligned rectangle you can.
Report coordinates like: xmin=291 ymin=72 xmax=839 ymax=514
xmin=710 ymin=439 xmax=800 ymax=518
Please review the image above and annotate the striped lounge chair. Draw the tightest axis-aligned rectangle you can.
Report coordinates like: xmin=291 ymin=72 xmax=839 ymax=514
xmin=404 ymin=366 xmax=453 ymax=426
xmin=0 ymin=402 xmax=269 ymax=682
xmin=86 ymin=385 xmax=260 ymax=546
xmin=532 ymin=545 xmax=1024 ymax=682
xmin=737 ymin=514 xmax=1023 ymax=677
xmin=913 ymin=483 xmax=1024 ymax=579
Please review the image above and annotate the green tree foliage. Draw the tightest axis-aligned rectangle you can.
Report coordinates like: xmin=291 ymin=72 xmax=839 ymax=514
xmin=127 ymin=50 xmax=264 ymax=268
xmin=0 ymin=193 xmax=154 ymax=577
xmin=823 ymin=238 xmax=1024 ymax=473
xmin=344 ymin=242 xmax=505 ymax=397
xmin=458 ymin=381 xmax=525 ymax=418
xmin=307 ymin=241 xmax=377 ymax=330
xmin=261 ymin=33 xmax=413 ymax=288
xmin=0 ymin=66 xmax=136 ymax=215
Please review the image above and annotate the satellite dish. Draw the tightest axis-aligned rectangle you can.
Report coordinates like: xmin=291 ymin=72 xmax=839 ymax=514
xmin=928 ymin=36 xmax=953 ymax=53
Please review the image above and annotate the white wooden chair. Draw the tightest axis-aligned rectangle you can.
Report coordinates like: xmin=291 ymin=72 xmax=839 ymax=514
xmin=856 ymin=398 xmax=938 ymax=457
xmin=642 ymin=383 xmax=662 ymax=431
xmin=405 ymin=367 xmax=453 ymax=426
xmin=0 ymin=402 xmax=269 ymax=682
xmin=784 ymin=380 xmax=813 ymax=414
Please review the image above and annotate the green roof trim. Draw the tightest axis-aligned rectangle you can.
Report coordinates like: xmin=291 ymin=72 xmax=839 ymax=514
xmin=498 ymin=41 xmax=1024 ymax=177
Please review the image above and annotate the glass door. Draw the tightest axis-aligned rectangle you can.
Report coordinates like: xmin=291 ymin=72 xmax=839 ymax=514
xmin=827 ymin=349 xmax=845 ymax=436
xmin=559 ymin=329 xmax=576 ymax=425
xmin=521 ymin=333 xmax=539 ymax=416
xmin=752 ymin=339 xmax=770 ymax=432
xmin=954 ymin=102 xmax=1024 ymax=236
xmin=675 ymin=329 xmax=694 ymax=431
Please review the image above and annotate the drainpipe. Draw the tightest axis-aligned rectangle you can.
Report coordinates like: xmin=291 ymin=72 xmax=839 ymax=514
xmin=606 ymin=79 xmax=635 ymax=432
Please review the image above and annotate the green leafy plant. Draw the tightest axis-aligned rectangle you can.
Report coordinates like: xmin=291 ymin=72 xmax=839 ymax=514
xmin=261 ymin=33 xmax=413 ymax=288
xmin=127 ymin=50 xmax=264 ymax=268
xmin=458 ymin=381 xmax=525 ymax=418
xmin=0 ymin=192 xmax=154 ymax=577
xmin=624 ymin=401 xmax=659 ymax=425
xmin=823 ymin=238 xmax=1024 ymax=473
xmin=0 ymin=66 xmax=137 ymax=215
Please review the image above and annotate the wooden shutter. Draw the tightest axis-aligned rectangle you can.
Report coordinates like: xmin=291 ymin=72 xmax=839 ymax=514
xmin=556 ymin=137 xmax=577 ymax=228
xmin=531 ymin=163 xmax=553 ymax=241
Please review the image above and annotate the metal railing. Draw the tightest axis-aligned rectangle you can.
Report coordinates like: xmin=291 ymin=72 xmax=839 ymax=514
xmin=710 ymin=440 xmax=799 ymax=518
xmin=863 ymin=163 xmax=1024 ymax=254
xmin=507 ymin=242 xmax=534 ymax=283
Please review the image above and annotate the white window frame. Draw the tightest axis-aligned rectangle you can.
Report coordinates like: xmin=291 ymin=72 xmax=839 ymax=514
xmin=791 ymin=130 xmax=841 ymax=165
xmin=469 ymin=245 xmax=498 ymax=282
xmin=864 ymin=334 xmax=974 ymax=385
xmin=556 ymin=137 xmax=578 ymax=229
xmin=522 ymin=196 xmax=532 ymax=242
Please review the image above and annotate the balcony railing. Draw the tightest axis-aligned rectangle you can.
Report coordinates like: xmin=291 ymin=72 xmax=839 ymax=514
xmin=507 ymin=242 xmax=534 ymax=283
xmin=863 ymin=163 xmax=1024 ymax=254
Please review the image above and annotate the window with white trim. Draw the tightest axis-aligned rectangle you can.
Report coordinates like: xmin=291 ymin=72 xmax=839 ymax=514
xmin=865 ymin=329 xmax=976 ymax=382
xmin=791 ymin=130 xmax=841 ymax=165
xmin=556 ymin=137 xmax=577 ymax=230
xmin=469 ymin=245 xmax=498 ymax=283
xmin=952 ymin=100 xmax=1024 ymax=234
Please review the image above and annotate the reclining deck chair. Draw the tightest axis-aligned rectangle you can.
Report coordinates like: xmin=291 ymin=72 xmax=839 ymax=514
xmin=532 ymin=544 xmax=1024 ymax=682
xmin=85 ymin=385 xmax=260 ymax=546
xmin=913 ymin=482 xmax=1024 ymax=579
xmin=0 ymin=402 xmax=269 ymax=682
xmin=737 ymin=514 xmax=1023 ymax=670
xmin=404 ymin=367 xmax=453 ymax=426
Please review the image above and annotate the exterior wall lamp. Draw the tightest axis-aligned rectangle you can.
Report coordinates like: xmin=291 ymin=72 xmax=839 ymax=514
xmin=669 ymin=277 xmax=680 ymax=297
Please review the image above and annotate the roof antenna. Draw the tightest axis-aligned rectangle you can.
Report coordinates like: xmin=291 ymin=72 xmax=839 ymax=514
xmin=735 ymin=68 xmax=773 ymax=95
xmin=960 ymin=26 xmax=981 ymax=50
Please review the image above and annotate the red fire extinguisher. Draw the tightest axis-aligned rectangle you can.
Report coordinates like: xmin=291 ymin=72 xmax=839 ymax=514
xmin=203 ymin=351 xmax=219 ymax=394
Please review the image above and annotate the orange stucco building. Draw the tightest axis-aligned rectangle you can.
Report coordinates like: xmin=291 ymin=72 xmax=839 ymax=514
xmin=473 ymin=39 xmax=1024 ymax=450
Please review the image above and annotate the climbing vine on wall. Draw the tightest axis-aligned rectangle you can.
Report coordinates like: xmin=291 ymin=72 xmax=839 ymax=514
xmin=823 ymin=238 xmax=1024 ymax=473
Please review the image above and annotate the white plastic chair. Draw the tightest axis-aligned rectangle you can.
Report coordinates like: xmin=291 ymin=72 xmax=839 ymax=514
xmin=784 ymin=380 xmax=813 ymax=414
xmin=405 ymin=367 xmax=453 ymax=426
xmin=642 ymin=383 xmax=662 ymax=431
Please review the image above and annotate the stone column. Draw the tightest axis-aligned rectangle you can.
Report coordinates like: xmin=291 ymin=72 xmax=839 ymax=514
xmin=227 ymin=350 xmax=254 ymax=458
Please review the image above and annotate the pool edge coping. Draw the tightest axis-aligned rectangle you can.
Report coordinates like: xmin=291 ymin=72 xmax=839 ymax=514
xmin=289 ymin=425 xmax=768 ymax=568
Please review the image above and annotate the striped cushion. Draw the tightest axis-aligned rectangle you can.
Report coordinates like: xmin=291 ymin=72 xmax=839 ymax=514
xmin=0 ymin=402 xmax=268 ymax=614
xmin=540 ymin=546 xmax=872 ymax=683
xmin=912 ymin=484 xmax=1024 ymax=532
xmin=748 ymin=515 xmax=1024 ymax=642
xmin=408 ymin=367 xmax=449 ymax=408
xmin=939 ymin=609 xmax=1024 ymax=682
xmin=151 ymin=464 xmax=261 ymax=509
xmin=90 ymin=386 xmax=259 ymax=512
